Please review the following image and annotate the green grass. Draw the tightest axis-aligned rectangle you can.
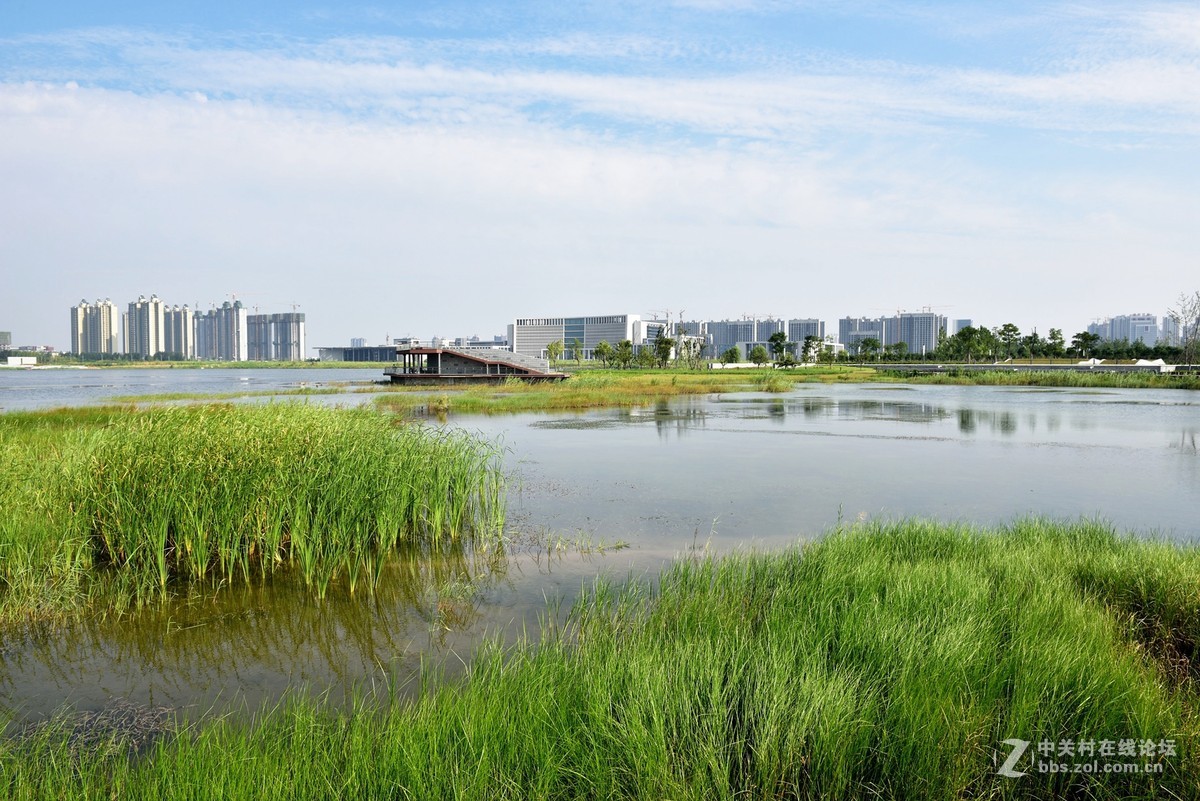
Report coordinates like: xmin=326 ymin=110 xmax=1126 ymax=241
xmin=0 ymin=403 xmax=505 ymax=618
xmin=5 ymin=519 xmax=1196 ymax=799
xmin=373 ymin=368 xmax=876 ymax=416
xmin=877 ymin=368 xmax=1200 ymax=390
xmin=104 ymin=386 xmax=348 ymax=403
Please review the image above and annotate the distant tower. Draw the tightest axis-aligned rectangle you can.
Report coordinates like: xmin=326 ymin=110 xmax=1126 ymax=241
xmin=69 ymin=299 xmax=120 ymax=355
xmin=123 ymin=295 xmax=167 ymax=359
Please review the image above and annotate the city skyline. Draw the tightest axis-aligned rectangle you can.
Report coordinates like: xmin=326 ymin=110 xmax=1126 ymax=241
xmin=43 ymin=300 xmax=1182 ymax=361
xmin=2 ymin=2 xmax=1198 ymax=350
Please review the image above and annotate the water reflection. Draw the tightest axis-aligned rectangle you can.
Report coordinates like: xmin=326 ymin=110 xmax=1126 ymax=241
xmin=3 ymin=382 xmax=1198 ymax=735
xmin=0 ymin=542 xmax=511 ymax=724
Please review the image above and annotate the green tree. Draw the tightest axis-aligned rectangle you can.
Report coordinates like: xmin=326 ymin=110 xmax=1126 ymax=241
xmin=1168 ymin=290 xmax=1200 ymax=365
xmin=636 ymin=346 xmax=657 ymax=369
xmin=1020 ymin=331 xmax=1043 ymax=359
xmin=996 ymin=323 xmax=1021 ymax=359
xmin=719 ymin=346 xmax=740 ymax=366
xmin=1048 ymin=328 xmax=1066 ymax=359
xmin=767 ymin=331 xmax=791 ymax=362
xmin=857 ymin=337 xmax=881 ymax=363
xmin=801 ymin=335 xmax=821 ymax=363
xmin=593 ymin=339 xmax=613 ymax=367
xmin=570 ymin=337 xmax=584 ymax=366
xmin=546 ymin=340 xmax=564 ymax=367
xmin=749 ymin=344 xmax=770 ymax=366
xmin=614 ymin=339 xmax=634 ymax=369
xmin=654 ymin=332 xmax=676 ymax=368
xmin=1071 ymin=331 xmax=1101 ymax=359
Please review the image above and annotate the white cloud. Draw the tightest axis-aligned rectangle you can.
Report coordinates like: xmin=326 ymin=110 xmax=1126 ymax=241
xmin=1 ymin=6 xmax=1198 ymax=347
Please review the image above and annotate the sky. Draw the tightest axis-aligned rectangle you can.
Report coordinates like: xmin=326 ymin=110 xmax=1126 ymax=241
xmin=2 ymin=1 xmax=1198 ymax=352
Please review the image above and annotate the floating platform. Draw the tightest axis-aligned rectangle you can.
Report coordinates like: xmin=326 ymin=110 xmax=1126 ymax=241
xmin=384 ymin=347 xmax=568 ymax=384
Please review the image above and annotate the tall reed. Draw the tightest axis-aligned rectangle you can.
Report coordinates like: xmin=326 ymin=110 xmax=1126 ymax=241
xmin=0 ymin=404 xmax=505 ymax=613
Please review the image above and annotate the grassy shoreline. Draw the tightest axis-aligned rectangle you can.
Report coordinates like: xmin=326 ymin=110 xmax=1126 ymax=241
xmin=372 ymin=366 xmax=1198 ymax=418
xmin=4 ymin=519 xmax=1196 ymax=799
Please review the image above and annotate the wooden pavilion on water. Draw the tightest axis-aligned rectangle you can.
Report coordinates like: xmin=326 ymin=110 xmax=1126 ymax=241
xmin=383 ymin=346 xmax=567 ymax=384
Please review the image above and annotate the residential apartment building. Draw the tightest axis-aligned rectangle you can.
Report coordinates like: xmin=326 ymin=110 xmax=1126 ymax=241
xmin=195 ymin=300 xmax=248 ymax=361
xmin=1087 ymin=313 xmax=1159 ymax=346
xmin=787 ymin=318 xmax=825 ymax=344
xmin=164 ymin=305 xmax=195 ymax=359
xmin=123 ymin=294 xmax=167 ymax=359
xmin=839 ymin=311 xmax=946 ymax=356
xmin=838 ymin=316 xmax=887 ymax=351
xmin=247 ymin=312 xmax=306 ymax=361
xmin=69 ymin=299 xmax=120 ymax=355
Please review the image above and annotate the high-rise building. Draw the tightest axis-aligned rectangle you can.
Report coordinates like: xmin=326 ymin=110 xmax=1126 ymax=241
xmin=195 ymin=301 xmax=248 ymax=361
xmin=0 ymin=331 xmax=11 ymax=349
xmin=787 ymin=318 xmax=825 ymax=344
xmin=838 ymin=316 xmax=887 ymax=350
xmin=1161 ymin=317 xmax=1179 ymax=347
xmin=123 ymin=294 xmax=166 ymax=359
xmin=69 ymin=299 xmax=120 ymax=355
xmin=894 ymin=312 xmax=946 ymax=356
xmin=839 ymin=311 xmax=945 ymax=355
xmin=247 ymin=313 xmax=306 ymax=361
xmin=1089 ymin=313 xmax=1158 ymax=346
xmin=164 ymin=305 xmax=195 ymax=359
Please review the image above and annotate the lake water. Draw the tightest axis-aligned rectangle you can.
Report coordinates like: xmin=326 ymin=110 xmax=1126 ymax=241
xmin=1 ymin=369 xmax=1197 ymax=727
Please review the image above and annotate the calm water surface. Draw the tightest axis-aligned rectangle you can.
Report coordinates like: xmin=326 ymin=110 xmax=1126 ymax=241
xmin=1 ymin=370 xmax=1197 ymax=727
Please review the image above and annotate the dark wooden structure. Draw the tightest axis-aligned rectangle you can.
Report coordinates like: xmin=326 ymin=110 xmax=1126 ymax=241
xmin=384 ymin=347 xmax=567 ymax=384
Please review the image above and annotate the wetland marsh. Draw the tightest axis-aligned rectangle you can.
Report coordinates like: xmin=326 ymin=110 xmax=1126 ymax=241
xmin=0 ymin=367 xmax=1197 ymax=798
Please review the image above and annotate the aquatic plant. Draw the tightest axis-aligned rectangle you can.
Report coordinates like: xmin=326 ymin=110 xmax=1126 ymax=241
xmin=5 ymin=519 xmax=1196 ymax=799
xmin=753 ymin=372 xmax=795 ymax=392
xmin=0 ymin=404 xmax=504 ymax=613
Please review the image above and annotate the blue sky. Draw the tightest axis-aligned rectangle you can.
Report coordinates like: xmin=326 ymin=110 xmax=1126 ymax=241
xmin=2 ymin=2 xmax=1198 ymax=350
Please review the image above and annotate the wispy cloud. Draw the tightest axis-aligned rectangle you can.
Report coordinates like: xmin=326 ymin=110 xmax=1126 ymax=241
xmin=1 ymin=2 xmax=1197 ymax=347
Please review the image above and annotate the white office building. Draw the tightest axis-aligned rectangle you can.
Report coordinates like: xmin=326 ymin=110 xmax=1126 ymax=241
xmin=509 ymin=314 xmax=650 ymax=359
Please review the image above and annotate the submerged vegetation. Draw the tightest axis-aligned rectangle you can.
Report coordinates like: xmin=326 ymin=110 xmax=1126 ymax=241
xmin=0 ymin=403 xmax=504 ymax=619
xmin=3 ymin=519 xmax=1197 ymax=798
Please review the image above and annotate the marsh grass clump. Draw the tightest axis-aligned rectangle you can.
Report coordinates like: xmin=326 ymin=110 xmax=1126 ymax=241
xmin=376 ymin=370 xmax=747 ymax=416
xmin=753 ymin=372 xmax=795 ymax=393
xmin=6 ymin=519 xmax=1196 ymax=799
xmin=0 ymin=404 xmax=504 ymax=613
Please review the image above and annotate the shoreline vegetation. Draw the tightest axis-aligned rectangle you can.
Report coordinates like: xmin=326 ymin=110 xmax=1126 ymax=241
xmin=10 ymin=365 xmax=1195 ymax=413
xmin=0 ymin=404 xmax=505 ymax=621
xmin=373 ymin=367 xmax=1199 ymax=418
xmin=3 ymin=520 xmax=1197 ymax=799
